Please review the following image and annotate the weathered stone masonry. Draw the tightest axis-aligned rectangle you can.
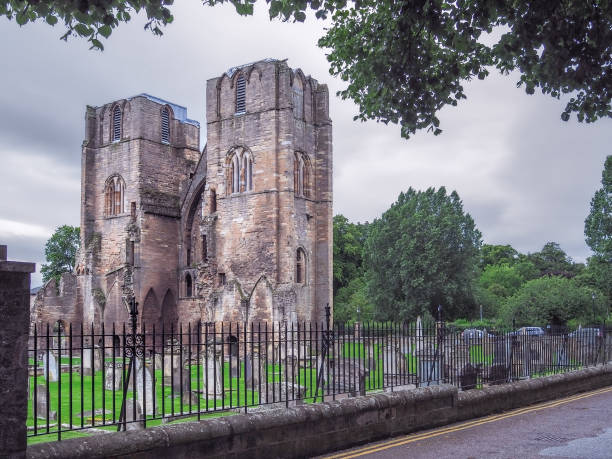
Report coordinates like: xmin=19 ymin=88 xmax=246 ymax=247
xmin=33 ymin=59 xmax=333 ymax=330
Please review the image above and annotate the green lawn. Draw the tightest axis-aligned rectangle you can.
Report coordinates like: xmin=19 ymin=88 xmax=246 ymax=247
xmin=27 ymin=346 xmax=425 ymax=444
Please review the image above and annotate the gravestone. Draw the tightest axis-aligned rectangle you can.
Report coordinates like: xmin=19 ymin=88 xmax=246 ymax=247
xmin=459 ymin=363 xmax=481 ymax=391
xmin=124 ymin=400 xmax=144 ymax=431
xmin=331 ymin=359 xmax=369 ymax=396
xmin=42 ymin=353 xmax=58 ymax=382
xmin=416 ymin=348 xmax=441 ymax=387
xmin=245 ymin=351 xmax=268 ymax=389
xmin=203 ymin=346 xmax=223 ymax=399
xmin=104 ymin=362 xmax=123 ymax=391
xmin=163 ymin=341 xmax=181 ymax=385
xmin=82 ymin=345 xmax=103 ymax=376
xmin=259 ymin=382 xmax=306 ymax=408
xmin=383 ymin=345 xmax=407 ymax=386
xmin=135 ymin=360 xmax=156 ymax=415
xmin=34 ymin=384 xmax=56 ymax=420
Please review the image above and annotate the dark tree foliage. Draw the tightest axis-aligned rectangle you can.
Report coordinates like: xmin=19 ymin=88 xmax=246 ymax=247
xmin=3 ymin=1 xmax=610 ymax=137
xmin=41 ymin=225 xmax=80 ymax=284
xmin=527 ymin=241 xmax=582 ymax=278
xmin=365 ymin=187 xmax=481 ymax=321
xmin=585 ymin=155 xmax=612 ymax=261
xmin=333 ymin=214 xmax=368 ymax=296
xmin=320 ymin=0 xmax=612 ymax=138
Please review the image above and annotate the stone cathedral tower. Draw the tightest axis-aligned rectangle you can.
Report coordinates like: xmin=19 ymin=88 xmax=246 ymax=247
xmin=33 ymin=59 xmax=332 ymax=330
xmin=178 ymin=59 xmax=333 ymax=325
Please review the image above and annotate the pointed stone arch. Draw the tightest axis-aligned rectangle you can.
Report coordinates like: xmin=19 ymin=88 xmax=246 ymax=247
xmin=141 ymin=288 xmax=159 ymax=328
xmin=161 ymin=289 xmax=178 ymax=328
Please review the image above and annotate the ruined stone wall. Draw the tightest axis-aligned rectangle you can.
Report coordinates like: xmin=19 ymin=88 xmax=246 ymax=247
xmin=31 ymin=272 xmax=82 ymax=329
xmin=79 ymin=95 xmax=200 ymax=329
xmin=38 ymin=61 xmax=331 ymax=330
xmin=193 ymin=59 xmax=332 ymax=325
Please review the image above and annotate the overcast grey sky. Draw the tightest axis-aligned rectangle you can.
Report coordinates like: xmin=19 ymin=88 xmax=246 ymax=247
xmin=0 ymin=2 xmax=609 ymax=287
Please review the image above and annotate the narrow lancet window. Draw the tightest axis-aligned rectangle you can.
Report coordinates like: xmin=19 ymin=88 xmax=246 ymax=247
xmin=161 ymin=107 xmax=170 ymax=143
xmin=112 ymin=105 xmax=121 ymax=141
xmin=236 ymin=75 xmax=246 ymax=113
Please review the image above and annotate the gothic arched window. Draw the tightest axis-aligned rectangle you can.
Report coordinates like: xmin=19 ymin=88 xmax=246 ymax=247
xmin=244 ymin=152 xmax=253 ymax=192
xmin=296 ymin=248 xmax=306 ymax=284
xmin=104 ymin=175 xmax=125 ymax=216
xmin=161 ymin=107 xmax=170 ymax=143
xmin=112 ymin=105 xmax=122 ymax=142
xmin=185 ymin=273 xmax=193 ymax=297
xmin=293 ymin=75 xmax=304 ymax=120
xmin=303 ymin=157 xmax=311 ymax=198
xmin=231 ymin=154 xmax=240 ymax=193
xmin=236 ymin=74 xmax=246 ymax=114
xmin=227 ymin=147 xmax=254 ymax=194
xmin=294 ymin=153 xmax=305 ymax=197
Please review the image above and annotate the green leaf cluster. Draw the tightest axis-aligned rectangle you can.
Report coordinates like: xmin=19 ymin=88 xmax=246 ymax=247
xmin=319 ymin=0 xmax=612 ymax=138
xmin=41 ymin=225 xmax=80 ymax=284
xmin=500 ymin=276 xmax=605 ymax=327
xmin=1 ymin=0 xmax=174 ymax=50
xmin=364 ymin=187 xmax=482 ymax=321
xmin=585 ymin=155 xmax=612 ymax=261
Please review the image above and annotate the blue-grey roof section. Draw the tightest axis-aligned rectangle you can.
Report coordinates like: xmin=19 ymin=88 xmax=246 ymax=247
xmin=131 ymin=93 xmax=200 ymax=127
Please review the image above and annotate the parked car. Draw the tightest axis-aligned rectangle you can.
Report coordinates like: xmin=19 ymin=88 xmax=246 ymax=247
xmin=517 ymin=326 xmax=545 ymax=336
xmin=462 ymin=328 xmax=494 ymax=343
xmin=569 ymin=328 xmax=602 ymax=343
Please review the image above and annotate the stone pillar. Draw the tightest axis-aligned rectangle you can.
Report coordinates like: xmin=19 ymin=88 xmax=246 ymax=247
xmin=0 ymin=245 xmax=35 ymax=458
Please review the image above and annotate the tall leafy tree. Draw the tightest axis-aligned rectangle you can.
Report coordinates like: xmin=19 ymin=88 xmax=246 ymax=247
xmin=41 ymin=225 xmax=81 ymax=284
xmin=3 ymin=1 xmax=611 ymax=138
xmin=365 ymin=187 xmax=481 ymax=321
xmin=585 ymin=155 xmax=612 ymax=261
xmin=332 ymin=214 xmax=368 ymax=296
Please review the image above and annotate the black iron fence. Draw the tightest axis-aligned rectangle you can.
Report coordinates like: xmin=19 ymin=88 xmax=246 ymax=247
xmin=27 ymin=318 xmax=612 ymax=441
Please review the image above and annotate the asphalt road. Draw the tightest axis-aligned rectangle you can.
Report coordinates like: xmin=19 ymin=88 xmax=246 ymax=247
xmin=321 ymin=386 xmax=612 ymax=459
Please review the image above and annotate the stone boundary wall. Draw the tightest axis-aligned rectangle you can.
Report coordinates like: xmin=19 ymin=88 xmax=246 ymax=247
xmin=28 ymin=364 xmax=612 ymax=459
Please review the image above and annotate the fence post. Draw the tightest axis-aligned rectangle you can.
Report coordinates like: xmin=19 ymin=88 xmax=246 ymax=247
xmin=0 ymin=245 xmax=35 ymax=458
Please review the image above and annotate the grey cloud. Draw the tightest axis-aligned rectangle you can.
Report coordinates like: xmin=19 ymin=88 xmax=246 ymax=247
xmin=0 ymin=1 xmax=609 ymax=274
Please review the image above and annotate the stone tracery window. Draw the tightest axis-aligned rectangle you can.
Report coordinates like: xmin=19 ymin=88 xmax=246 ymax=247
xmin=294 ymin=152 xmax=311 ymax=198
xmin=104 ymin=175 xmax=125 ymax=216
xmin=227 ymin=147 xmax=254 ymax=194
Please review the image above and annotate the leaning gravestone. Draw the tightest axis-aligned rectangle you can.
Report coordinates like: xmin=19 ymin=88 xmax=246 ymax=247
xmin=42 ymin=352 xmax=58 ymax=382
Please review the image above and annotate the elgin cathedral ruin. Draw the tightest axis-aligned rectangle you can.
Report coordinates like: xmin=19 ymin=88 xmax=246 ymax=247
xmin=32 ymin=59 xmax=333 ymax=329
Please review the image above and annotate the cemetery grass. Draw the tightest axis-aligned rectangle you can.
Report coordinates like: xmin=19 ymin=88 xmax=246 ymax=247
xmin=27 ymin=349 xmax=418 ymax=444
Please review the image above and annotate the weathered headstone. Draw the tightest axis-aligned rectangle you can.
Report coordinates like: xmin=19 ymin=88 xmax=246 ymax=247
xmin=259 ymin=382 xmax=306 ymax=408
xmin=203 ymin=347 xmax=223 ymax=399
xmin=124 ymin=400 xmax=144 ymax=431
xmin=82 ymin=345 xmax=103 ymax=376
xmin=163 ymin=341 xmax=181 ymax=385
xmin=34 ymin=384 xmax=56 ymax=420
xmin=135 ymin=360 xmax=156 ymax=415
xmin=104 ymin=362 xmax=123 ymax=391
xmin=42 ymin=353 xmax=58 ymax=382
